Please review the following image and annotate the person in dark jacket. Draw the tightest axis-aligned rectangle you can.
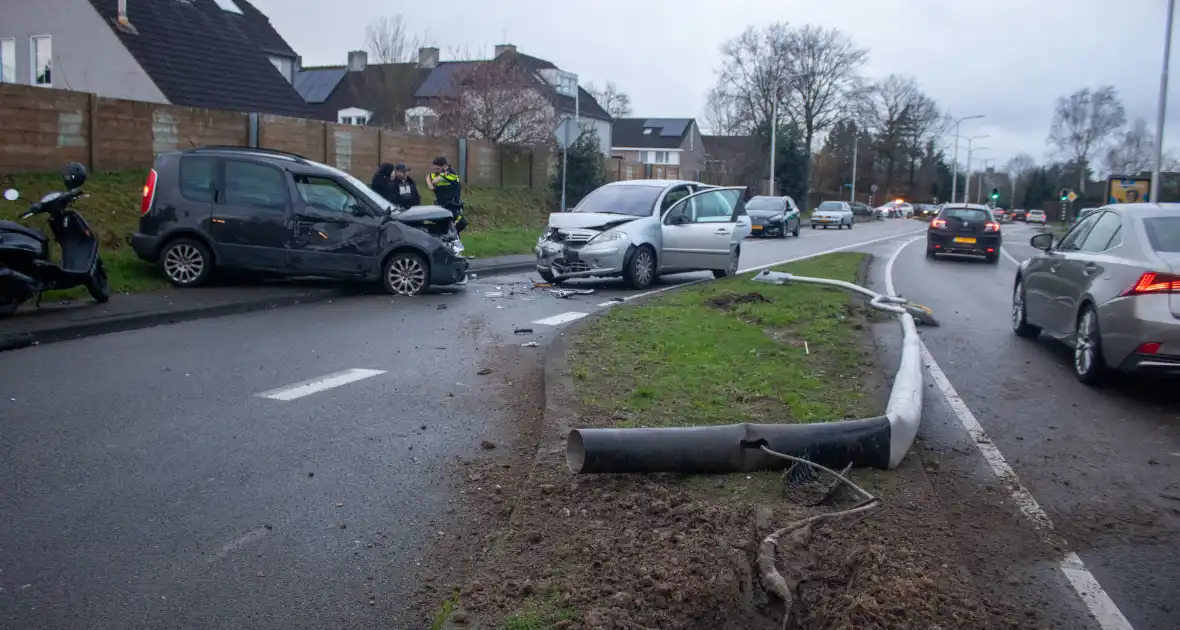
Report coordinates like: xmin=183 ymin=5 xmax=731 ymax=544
xmin=389 ymin=163 xmax=421 ymax=207
xmin=371 ymin=163 xmax=397 ymax=204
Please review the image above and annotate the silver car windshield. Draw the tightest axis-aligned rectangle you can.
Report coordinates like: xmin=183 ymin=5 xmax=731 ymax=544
xmin=572 ymin=186 xmax=663 ymax=217
xmin=816 ymin=202 xmax=844 ymax=212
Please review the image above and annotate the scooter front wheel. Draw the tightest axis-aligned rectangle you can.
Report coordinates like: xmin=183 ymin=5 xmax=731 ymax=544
xmin=0 ymin=294 xmax=22 ymax=317
xmin=86 ymin=258 xmax=111 ymax=303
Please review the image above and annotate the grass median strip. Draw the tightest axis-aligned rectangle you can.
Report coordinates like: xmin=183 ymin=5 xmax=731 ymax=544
xmin=570 ymin=252 xmax=879 ymax=428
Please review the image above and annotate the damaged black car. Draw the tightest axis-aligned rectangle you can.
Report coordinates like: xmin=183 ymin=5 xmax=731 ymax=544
xmin=129 ymin=147 xmax=468 ymax=295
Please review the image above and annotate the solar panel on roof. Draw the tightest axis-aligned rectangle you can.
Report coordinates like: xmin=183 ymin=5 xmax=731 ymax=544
xmin=643 ymin=118 xmax=690 ymax=137
xmin=294 ymin=68 xmax=346 ymax=104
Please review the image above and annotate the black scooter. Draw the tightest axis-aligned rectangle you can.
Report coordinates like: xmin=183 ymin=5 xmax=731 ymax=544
xmin=0 ymin=163 xmax=110 ymax=317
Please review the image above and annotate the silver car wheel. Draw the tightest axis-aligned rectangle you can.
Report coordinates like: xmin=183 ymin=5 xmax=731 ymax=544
xmin=388 ymin=255 xmax=426 ymax=295
xmin=634 ymin=249 xmax=654 ymax=285
xmin=164 ymin=244 xmax=205 ymax=284
xmin=1074 ymin=309 xmax=1096 ymax=376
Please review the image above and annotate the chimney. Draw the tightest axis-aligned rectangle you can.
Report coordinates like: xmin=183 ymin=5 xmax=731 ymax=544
xmin=494 ymin=44 xmax=517 ymax=58
xmin=347 ymin=50 xmax=367 ymax=72
xmin=418 ymin=47 xmax=439 ymax=69
xmin=294 ymin=55 xmax=302 ymax=72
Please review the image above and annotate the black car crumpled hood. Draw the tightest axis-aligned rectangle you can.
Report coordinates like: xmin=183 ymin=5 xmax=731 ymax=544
xmin=392 ymin=205 xmax=453 ymax=225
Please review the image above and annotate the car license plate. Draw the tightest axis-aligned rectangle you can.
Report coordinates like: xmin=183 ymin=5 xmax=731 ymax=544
xmin=751 ymin=225 xmax=762 ymax=231
xmin=953 ymin=237 xmax=977 ymax=244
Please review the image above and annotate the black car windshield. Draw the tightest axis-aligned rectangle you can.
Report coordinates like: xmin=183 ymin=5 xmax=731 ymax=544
xmin=312 ymin=162 xmax=394 ymax=212
xmin=941 ymin=208 xmax=990 ymax=222
xmin=1144 ymin=217 xmax=1180 ymax=252
xmin=746 ymin=197 xmax=784 ymax=212
xmin=816 ymin=202 xmax=844 ymax=212
xmin=572 ymin=185 xmax=663 ymax=217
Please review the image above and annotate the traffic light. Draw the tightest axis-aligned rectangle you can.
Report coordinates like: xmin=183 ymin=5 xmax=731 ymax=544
xmin=1060 ymin=189 xmax=1069 ymax=201
xmin=990 ymin=187 xmax=1000 ymax=200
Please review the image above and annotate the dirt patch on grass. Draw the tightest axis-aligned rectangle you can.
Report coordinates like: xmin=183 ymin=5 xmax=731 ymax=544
xmin=421 ymin=253 xmax=1030 ymax=629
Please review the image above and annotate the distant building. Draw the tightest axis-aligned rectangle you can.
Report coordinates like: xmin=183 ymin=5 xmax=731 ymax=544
xmin=610 ymin=118 xmax=706 ymax=180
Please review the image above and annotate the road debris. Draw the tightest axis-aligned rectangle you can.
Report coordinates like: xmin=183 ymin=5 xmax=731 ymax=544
xmin=548 ymin=288 xmax=596 ymax=298
xmin=521 ymin=341 xmax=539 ymax=347
xmin=513 ymin=328 xmax=534 ymax=335
xmin=477 ymin=368 xmax=493 ymax=375
xmin=436 ymin=304 xmax=447 ymax=310
xmin=480 ymin=440 xmax=496 ymax=450
xmin=485 ymin=292 xmax=503 ymax=298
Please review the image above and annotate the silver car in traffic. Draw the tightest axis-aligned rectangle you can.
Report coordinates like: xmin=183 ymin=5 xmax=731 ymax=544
xmin=535 ymin=180 xmax=750 ymax=289
xmin=1012 ymin=204 xmax=1180 ymax=383
xmin=810 ymin=201 xmax=855 ymax=229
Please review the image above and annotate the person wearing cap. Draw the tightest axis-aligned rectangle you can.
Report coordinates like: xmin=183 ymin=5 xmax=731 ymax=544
xmin=426 ymin=156 xmax=465 ymax=233
xmin=390 ymin=163 xmax=421 ymax=208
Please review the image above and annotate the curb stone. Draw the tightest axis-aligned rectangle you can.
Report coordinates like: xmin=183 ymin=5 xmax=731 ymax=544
xmin=0 ymin=288 xmax=345 ymax=352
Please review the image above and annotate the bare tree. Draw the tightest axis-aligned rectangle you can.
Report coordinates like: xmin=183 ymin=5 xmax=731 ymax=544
xmin=781 ymin=25 xmax=867 ymax=207
xmin=702 ymin=86 xmax=744 ymax=135
xmin=858 ymin=75 xmax=941 ymax=195
xmin=1004 ymin=153 xmax=1035 ymax=204
xmin=1104 ymin=117 xmax=1154 ymax=176
xmin=586 ymin=82 xmax=632 ymax=118
xmin=711 ymin=23 xmax=793 ymax=133
xmin=434 ymin=59 xmax=558 ymax=146
xmin=359 ymin=15 xmax=429 ymax=128
xmin=1047 ymin=86 xmax=1127 ymax=193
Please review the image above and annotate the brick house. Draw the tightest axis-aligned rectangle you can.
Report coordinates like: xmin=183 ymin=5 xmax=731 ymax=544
xmin=610 ymin=118 xmax=707 ymax=181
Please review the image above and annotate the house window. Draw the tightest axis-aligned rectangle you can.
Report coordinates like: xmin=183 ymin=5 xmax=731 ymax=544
xmin=0 ymin=39 xmax=14 ymax=83
xmin=31 ymin=36 xmax=51 ymax=86
xmin=643 ymin=128 xmax=653 ymax=135
xmin=337 ymin=108 xmax=372 ymax=126
xmin=213 ymin=0 xmax=244 ymax=14
xmin=269 ymin=55 xmax=294 ymax=83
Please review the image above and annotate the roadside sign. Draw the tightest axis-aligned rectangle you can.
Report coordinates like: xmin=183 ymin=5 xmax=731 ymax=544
xmin=1067 ymin=191 xmax=1078 ymax=202
xmin=555 ymin=119 xmax=578 ymax=150
xmin=870 ymin=184 xmax=879 ymax=193
xmin=1105 ymin=175 xmax=1150 ymax=203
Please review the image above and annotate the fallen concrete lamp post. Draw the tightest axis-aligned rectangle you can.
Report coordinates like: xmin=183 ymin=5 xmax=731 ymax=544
xmin=566 ymin=270 xmax=933 ymax=474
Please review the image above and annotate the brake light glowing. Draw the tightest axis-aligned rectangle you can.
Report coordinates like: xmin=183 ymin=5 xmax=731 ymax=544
xmin=140 ymin=168 xmax=158 ymax=216
xmin=930 ymin=219 xmax=947 ymax=229
xmin=984 ymin=222 xmax=1000 ymax=232
xmin=1120 ymin=272 xmax=1180 ymax=296
xmin=1135 ymin=342 xmax=1162 ymax=355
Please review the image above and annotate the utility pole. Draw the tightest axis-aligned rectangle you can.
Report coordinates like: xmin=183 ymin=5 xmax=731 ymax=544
xmin=559 ymin=79 xmax=580 ymax=211
xmin=950 ymin=114 xmax=985 ymax=207
xmin=1151 ymin=0 xmax=1176 ymax=203
xmin=850 ymin=134 xmax=859 ymax=203
xmin=767 ymin=92 xmax=778 ymax=196
xmin=963 ymin=139 xmax=989 ymax=203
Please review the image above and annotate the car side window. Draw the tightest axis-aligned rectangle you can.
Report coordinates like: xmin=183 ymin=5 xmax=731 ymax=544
xmin=1057 ymin=213 xmax=1100 ymax=251
xmin=660 ymin=186 xmax=691 ymax=214
xmin=666 ymin=189 xmax=742 ymax=224
xmin=294 ymin=175 xmax=361 ymax=214
xmin=223 ymin=160 xmax=288 ymax=211
xmin=1078 ymin=212 xmax=1122 ymax=253
xmin=786 ymin=197 xmax=797 ymax=212
xmin=179 ymin=156 xmax=218 ymax=203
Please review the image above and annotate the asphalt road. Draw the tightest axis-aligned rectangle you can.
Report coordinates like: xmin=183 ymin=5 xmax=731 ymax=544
xmin=0 ymin=218 xmax=926 ymax=629
xmin=887 ymin=222 xmax=1180 ymax=630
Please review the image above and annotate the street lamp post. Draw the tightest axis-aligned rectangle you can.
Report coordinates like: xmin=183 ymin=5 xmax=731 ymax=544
xmin=962 ymin=134 xmax=990 ymax=203
xmin=766 ymin=74 xmax=809 ymax=197
xmin=1151 ymin=0 xmax=1176 ymax=203
xmin=964 ymin=142 xmax=989 ymax=203
xmin=950 ymin=114 xmax=985 ymax=206
xmin=850 ymin=135 xmax=859 ymax=202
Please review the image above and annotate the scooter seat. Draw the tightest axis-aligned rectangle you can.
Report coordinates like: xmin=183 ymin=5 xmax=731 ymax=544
xmin=0 ymin=220 xmax=46 ymax=242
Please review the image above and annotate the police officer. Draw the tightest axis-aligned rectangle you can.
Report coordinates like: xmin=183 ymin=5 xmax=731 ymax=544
xmin=426 ymin=156 xmax=465 ymax=233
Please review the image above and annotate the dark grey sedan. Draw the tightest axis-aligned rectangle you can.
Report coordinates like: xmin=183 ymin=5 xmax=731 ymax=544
xmin=1012 ymin=204 xmax=1180 ymax=384
xmin=744 ymin=195 xmax=801 ymax=238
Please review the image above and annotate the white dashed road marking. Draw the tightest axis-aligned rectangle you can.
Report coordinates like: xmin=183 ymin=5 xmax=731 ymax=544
xmin=256 ymin=368 xmax=386 ymax=401
xmin=531 ymin=312 xmax=589 ymax=326
xmin=886 ymin=236 xmax=1134 ymax=630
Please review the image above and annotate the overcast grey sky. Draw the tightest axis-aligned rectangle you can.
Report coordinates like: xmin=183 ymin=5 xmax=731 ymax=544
xmin=255 ymin=0 xmax=1177 ymax=168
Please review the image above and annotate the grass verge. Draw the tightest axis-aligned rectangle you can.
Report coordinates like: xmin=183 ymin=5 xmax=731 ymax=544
xmin=571 ymin=252 xmax=878 ymax=427
xmin=0 ymin=171 xmax=554 ymax=295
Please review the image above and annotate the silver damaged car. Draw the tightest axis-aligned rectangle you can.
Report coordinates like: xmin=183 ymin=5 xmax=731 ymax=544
xmin=535 ymin=180 xmax=749 ymax=289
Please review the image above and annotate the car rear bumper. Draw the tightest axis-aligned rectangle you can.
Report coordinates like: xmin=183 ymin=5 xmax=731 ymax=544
xmin=927 ymin=232 xmax=1001 ymax=255
xmin=536 ymin=239 xmax=627 ymax=280
xmin=1098 ymin=294 xmax=1180 ymax=374
xmin=130 ymin=233 xmax=160 ymax=262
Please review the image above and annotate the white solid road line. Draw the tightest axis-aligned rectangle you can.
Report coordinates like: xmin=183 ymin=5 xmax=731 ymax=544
xmin=256 ymin=368 xmax=386 ymax=401
xmin=886 ymin=237 xmax=1134 ymax=630
xmin=531 ymin=311 xmax=589 ymax=326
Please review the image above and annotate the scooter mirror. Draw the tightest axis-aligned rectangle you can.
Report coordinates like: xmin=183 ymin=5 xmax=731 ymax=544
xmin=2 ymin=189 xmax=18 ymax=201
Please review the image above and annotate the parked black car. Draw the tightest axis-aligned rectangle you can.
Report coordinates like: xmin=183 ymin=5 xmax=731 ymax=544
xmin=130 ymin=147 xmax=468 ymax=295
xmin=744 ymin=195 xmax=801 ymax=238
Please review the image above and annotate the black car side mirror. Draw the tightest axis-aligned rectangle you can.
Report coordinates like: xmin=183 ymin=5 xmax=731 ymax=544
xmin=1030 ymin=233 xmax=1053 ymax=251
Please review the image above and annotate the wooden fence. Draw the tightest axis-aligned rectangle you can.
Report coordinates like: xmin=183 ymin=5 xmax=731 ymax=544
xmin=0 ymin=83 xmax=562 ymax=187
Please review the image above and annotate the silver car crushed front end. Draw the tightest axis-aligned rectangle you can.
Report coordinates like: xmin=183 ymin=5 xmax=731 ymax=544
xmin=536 ymin=227 xmax=630 ymax=280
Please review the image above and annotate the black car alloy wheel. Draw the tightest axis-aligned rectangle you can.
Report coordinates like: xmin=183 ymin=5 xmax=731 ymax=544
xmin=385 ymin=252 xmax=428 ymax=296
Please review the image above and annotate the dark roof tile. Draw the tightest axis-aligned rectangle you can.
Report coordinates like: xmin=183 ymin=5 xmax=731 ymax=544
xmin=613 ymin=118 xmax=694 ymax=149
xmin=87 ymin=0 xmax=315 ymax=118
